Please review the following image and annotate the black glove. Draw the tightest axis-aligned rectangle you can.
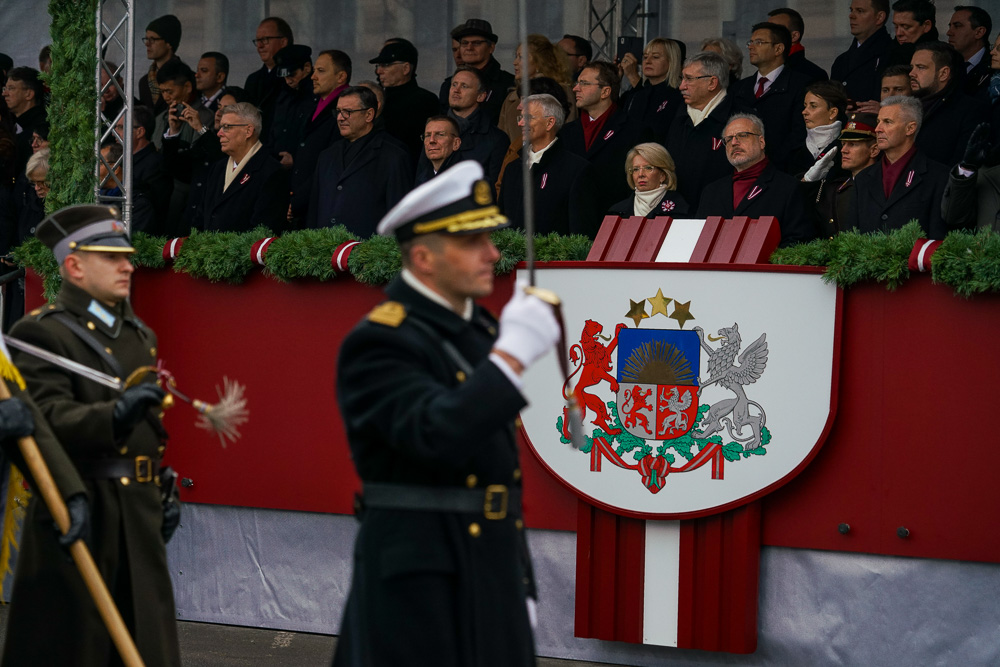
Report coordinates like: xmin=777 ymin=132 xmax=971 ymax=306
xmin=162 ymin=498 xmax=181 ymax=543
xmin=112 ymin=384 xmax=166 ymax=440
xmin=57 ymin=493 xmax=90 ymax=551
xmin=961 ymin=122 xmax=992 ymax=171
xmin=0 ymin=397 xmax=34 ymax=440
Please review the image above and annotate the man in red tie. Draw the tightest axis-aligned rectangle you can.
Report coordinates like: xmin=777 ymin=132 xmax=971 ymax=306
xmin=732 ymin=22 xmax=811 ymax=170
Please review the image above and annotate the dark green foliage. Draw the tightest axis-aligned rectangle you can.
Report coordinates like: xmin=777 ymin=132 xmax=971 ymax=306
xmin=264 ymin=227 xmax=357 ymax=282
xmin=46 ymin=0 xmax=98 ymax=212
xmin=348 ymin=234 xmax=401 ymax=285
xmin=11 ymin=238 xmax=60 ymax=301
xmin=933 ymin=228 xmax=1000 ymax=297
xmin=172 ymin=226 xmax=273 ymax=284
xmin=722 ymin=442 xmax=744 ymax=462
xmin=770 ymin=237 xmax=833 ymax=267
xmin=536 ymin=233 xmax=592 ymax=261
xmin=131 ymin=232 xmax=167 ymax=269
xmin=492 ymin=228 xmax=526 ymax=274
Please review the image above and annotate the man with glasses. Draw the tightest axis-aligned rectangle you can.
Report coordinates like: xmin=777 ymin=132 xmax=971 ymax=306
xmin=244 ymin=16 xmax=293 ymax=139
xmin=557 ymin=34 xmax=593 ymax=80
xmin=3 ymin=67 xmax=46 ymax=176
xmin=202 ymin=102 xmax=289 ymax=232
xmin=668 ymin=52 xmax=736 ymax=210
xmin=499 ymin=93 xmax=600 ymax=236
xmin=439 ymin=19 xmax=515 ymax=125
xmin=307 ymin=86 xmax=413 ymax=235
xmin=562 ymin=61 xmax=646 ymax=213
xmin=732 ymin=22 xmax=811 ymax=170
xmin=369 ymin=40 xmax=440 ymax=163
xmin=697 ymin=113 xmax=814 ymax=246
xmin=416 ymin=116 xmax=462 ymax=184
xmin=138 ymin=14 xmax=181 ymax=116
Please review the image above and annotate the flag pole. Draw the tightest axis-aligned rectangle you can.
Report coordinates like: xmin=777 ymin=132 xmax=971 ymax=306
xmin=0 ymin=375 xmax=145 ymax=667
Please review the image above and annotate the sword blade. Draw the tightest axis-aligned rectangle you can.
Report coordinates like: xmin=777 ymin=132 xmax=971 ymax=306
xmin=4 ymin=335 xmax=125 ymax=391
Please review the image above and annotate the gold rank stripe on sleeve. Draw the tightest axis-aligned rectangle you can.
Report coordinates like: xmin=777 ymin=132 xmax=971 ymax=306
xmin=367 ymin=302 xmax=407 ymax=327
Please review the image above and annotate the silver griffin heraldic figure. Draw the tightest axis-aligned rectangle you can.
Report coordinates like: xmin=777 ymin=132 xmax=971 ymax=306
xmin=691 ymin=323 xmax=768 ymax=451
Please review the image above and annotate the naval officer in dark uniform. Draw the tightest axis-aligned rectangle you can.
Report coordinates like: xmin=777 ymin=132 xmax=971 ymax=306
xmin=3 ymin=205 xmax=181 ymax=666
xmin=333 ymin=161 xmax=561 ymax=666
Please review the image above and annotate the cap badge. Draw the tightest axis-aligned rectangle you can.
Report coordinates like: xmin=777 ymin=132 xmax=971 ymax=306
xmin=473 ymin=180 xmax=491 ymax=205
xmin=111 ymin=221 xmax=125 ymax=232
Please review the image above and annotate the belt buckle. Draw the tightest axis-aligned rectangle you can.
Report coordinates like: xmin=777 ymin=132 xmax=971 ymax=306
xmin=483 ymin=484 xmax=508 ymax=520
xmin=135 ymin=456 xmax=153 ymax=483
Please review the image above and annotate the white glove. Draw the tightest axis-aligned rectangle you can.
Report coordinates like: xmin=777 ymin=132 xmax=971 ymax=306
xmin=493 ymin=281 xmax=561 ymax=369
xmin=802 ymin=146 xmax=839 ymax=182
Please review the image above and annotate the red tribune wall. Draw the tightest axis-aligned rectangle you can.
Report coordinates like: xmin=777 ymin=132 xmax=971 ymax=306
xmin=24 ymin=267 xmax=1000 ymax=564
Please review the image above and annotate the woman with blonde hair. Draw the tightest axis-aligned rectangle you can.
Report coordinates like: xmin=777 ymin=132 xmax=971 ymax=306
xmin=608 ymin=142 xmax=689 ymax=218
xmin=701 ymin=37 xmax=744 ymax=86
xmin=619 ymin=38 xmax=684 ymax=142
xmin=497 ymin=34 xmax=575 ymax=146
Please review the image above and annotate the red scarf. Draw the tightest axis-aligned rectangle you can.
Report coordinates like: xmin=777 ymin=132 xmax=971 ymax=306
xmin=881 ymin=145 xmax=917 ymax=198
xmin=581 ymin=103 xmax=616 ymax=151
xmin=732 ymin=158 xmax=769 ymax=208
xmin=312 ymin=83 xmax=347 ymax=122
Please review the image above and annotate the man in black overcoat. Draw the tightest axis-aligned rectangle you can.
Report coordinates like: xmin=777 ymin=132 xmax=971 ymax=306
xmin=202 ymin=102 xmax=289 ymax=232
xmin=830 ymin=0 xmax=893 ymax=110
xmin=439 ymin=20 xmax=515 ymax=125
xmin=697 ymin=112 xmax=815 ymax=246
xmin=333 ymin=160 xmax=559 ymax=666
xmin=668 ymin=52 xmax=737 ymax=210
xmin=500 ymin=94 xmax=601 ymax=237
xmin=845 ymin=95 xmax=949 ymax=238
xmin=307 ymin=86 xmax=413 ymax=235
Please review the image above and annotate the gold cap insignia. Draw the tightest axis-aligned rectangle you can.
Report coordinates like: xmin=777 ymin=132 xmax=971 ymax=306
xmin=367 ymin=301 xmax=406 ymax=327
xmin=847 ymin=122 xmax=856 ymax=130
xmin=473 ymin=180 xmax=491 ymax=205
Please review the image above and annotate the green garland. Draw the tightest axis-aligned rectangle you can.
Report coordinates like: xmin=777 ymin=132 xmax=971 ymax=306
xmin=46 ymin=0 xmax=97 ymax=213
xmin=771 ymin=222 xmax=1000 ymax=296
xmin=17 ymin=223 xmax=1000 ymax=302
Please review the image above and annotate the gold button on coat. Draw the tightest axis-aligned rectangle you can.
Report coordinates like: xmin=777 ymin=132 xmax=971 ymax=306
xmin=468 ymin=523 xmax=481 ymax=537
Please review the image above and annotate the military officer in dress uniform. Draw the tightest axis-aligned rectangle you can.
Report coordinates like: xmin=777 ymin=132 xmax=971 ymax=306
xmin=333 ymin=161 xmax=561 ymax=666
xmin=2 ymin=204 xmax=181 ymax=667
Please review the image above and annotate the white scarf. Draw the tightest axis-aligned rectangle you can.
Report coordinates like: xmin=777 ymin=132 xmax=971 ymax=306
xmin=526 ymin=137 xmax=557 ymax=169
xmin=686 ymin=90 xmax=727 ymax=127
xmin=805 ymin=121 xmax=842 ymax=160
xmin=224 ymin=140 xmax=263 ymax=192
xmin=633 ymin=185 xmax=668 ymax=218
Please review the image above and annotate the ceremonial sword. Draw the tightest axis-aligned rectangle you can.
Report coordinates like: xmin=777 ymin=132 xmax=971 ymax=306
xmin=515 ymin=0 xmax=584 ymax=449
xmin=3 ymin=335 xmax=247 ymax=445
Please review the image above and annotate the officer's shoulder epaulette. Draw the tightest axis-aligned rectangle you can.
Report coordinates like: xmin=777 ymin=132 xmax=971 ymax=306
xmin=28 ymin=303 xmax=63 ymax=320
xmin=367 ymin=301 xmax=407 ymax=327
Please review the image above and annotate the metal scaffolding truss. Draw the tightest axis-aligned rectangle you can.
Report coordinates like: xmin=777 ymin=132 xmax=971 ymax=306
xmin=95 ymin=0 xmax=135 ymax=227
xmin=587 ymin=0 xmax=655 ymax=62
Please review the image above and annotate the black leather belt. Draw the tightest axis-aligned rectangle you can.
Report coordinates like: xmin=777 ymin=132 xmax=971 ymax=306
xmin=363 ymin=482 xmax=520 ymax=520
xmin=75 ymin=456 xmax=160 ymax=483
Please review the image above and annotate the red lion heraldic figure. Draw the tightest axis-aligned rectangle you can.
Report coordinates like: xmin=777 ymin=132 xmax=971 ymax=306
xmin=562 ymin=320 xmax=628 ymax=437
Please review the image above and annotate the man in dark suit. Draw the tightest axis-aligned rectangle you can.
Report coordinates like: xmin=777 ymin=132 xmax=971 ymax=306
xmin=831 ymin=0 xmax=893 ymax=113
xmin=333 ymin=161 xmax=556 ymax=667
xmin=946 ymin=6 xmax=993 ymax=96
xmin=767 ymin=7 xmax=829 ymax=83
xmin=845 ymin=95 xmax=949 ymax=238
xmin=731 ymin=22 xmax=812 ymax=170
xmin=668 ymin=51 xmax=736 ymax=210
xmin=446 ymin=66 xmax=508 ymax=185
xmin=697 ymin=112 xmax=815 ymax=246
xmin=307 ymin=86 xmax=413 ymax=235
xmin=244 ymin=17 xmax=293 ymax=139
xmin=202 ymin=102 xmax=289 ymax=232
xmin=439 ymin=20 xmax=515 ymax=125
xmin=561 ymin=61 xmax=646 ymax=214
xmin=910 ymin=41 xmax=990 ymax=165
xmin=289 ymin=49 xmax=351 ymax=227
xmin=371 ymin=40 xmax=441 ymax=164
xmin=499 ymin=93 xmax=601 ymax=237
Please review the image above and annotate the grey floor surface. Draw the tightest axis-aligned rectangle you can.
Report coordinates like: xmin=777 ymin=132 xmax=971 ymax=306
xmin=0 ymin=603 xmax=612 ymax=666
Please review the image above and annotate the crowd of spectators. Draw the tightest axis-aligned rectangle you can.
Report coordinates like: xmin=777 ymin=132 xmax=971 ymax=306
xmin=1 ymin=1 xmax=999 ymax=263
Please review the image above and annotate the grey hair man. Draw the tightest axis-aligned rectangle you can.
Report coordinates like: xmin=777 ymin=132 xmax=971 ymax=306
xmin=667 ymin=51 xmax=737 ymax=209
xmin=695 ymin=112 xmax=815 ymax=246
xmin=844 ymin=94 xmax=949 ymax=238
xmin=201 ymin=101 xmax=290 ymax=232
xmin=498 ymin=93 xmax=601 ymax=237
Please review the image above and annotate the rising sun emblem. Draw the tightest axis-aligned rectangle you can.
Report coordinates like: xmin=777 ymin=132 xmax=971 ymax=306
xmin=620 ymin=340 xmax=695 ymax=385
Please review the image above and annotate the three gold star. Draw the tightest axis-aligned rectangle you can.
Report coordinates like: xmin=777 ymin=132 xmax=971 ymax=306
xmin=669 ymin=300 xmax=695 ymax=328
xmin=625 ymin=299 xmax=649 ymax=327
xmin=647 ymin=288 xmax=672 ymax=317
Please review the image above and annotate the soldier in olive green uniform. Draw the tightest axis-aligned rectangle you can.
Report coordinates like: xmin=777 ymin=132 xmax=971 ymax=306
xmin=2 ymin=205 xmax=181 ymax=667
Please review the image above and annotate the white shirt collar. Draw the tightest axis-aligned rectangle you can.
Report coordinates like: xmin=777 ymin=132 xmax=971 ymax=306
xmin=755 ymin=64 xmax=784 ymax=88
xmin=526 ymin=136 xmax=558 ymax=169
xmin=967 ymin=47 xmax=986 ymax=68
xmin=401 ymin=268 xmax=473 ymax=321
